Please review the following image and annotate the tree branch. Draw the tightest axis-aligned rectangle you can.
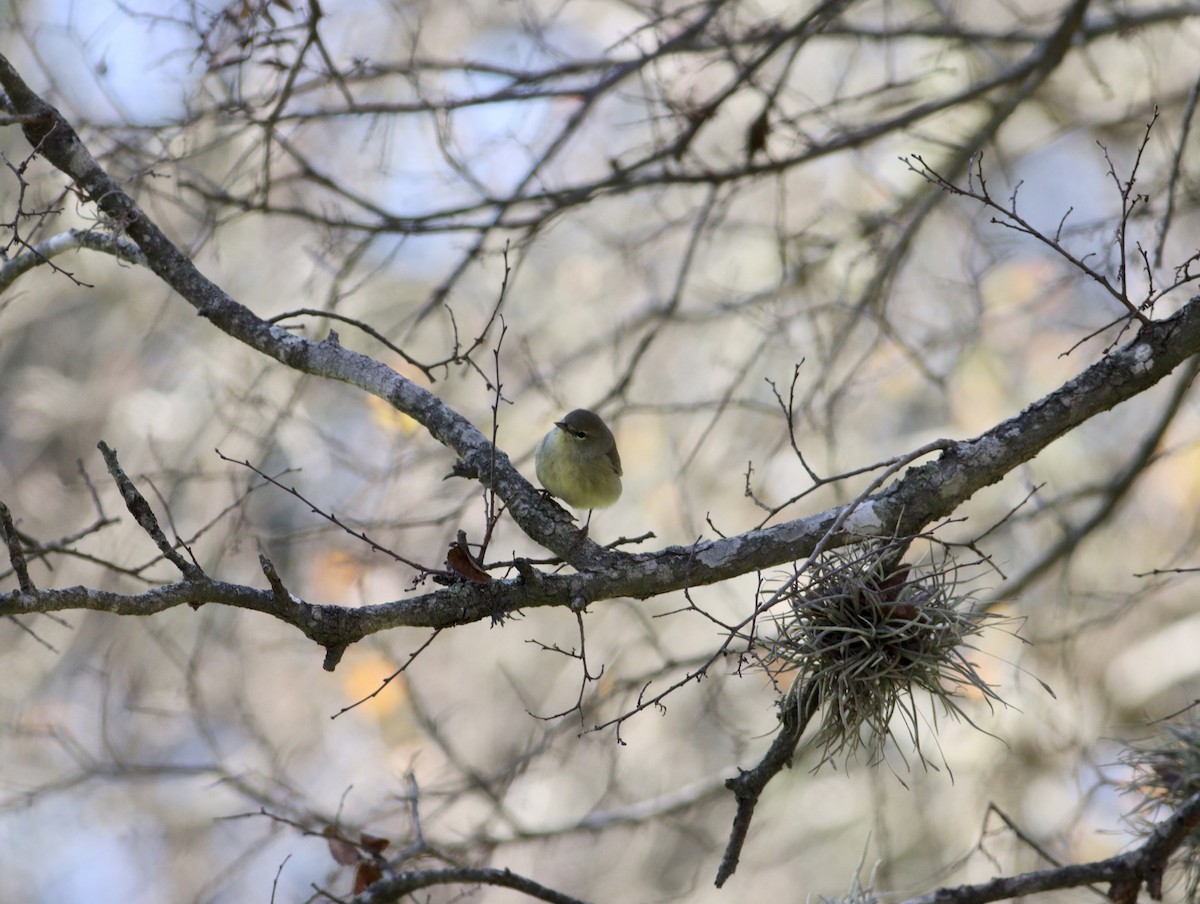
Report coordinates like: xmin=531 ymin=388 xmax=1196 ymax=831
xmin=2 ymin=50 xmax=1200 ymax=668
xmin=2 ymin=297 xmax=1199 ymax=659
xmin=0 ymin=51 xmax=596 ymax=569
xmin=898 ymin=791 xmax=1200 ymax=904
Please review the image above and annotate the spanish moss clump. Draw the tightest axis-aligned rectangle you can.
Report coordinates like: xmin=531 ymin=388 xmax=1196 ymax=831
xmin=1123 ymin=714 xmax=1200 ymax=901
xmin=763 ymin=544 xmax=1008 ymax=769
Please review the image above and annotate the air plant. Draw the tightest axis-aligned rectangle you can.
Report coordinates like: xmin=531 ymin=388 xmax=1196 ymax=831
xmin=760 ymin=542 xmax=1013 ymax=770
xmin=1123 ymin=712 xmax=1200 ymax=901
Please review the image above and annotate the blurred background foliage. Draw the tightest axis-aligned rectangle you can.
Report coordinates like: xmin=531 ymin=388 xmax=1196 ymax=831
xmin=3 ymin=0 xmax=1200 ymax=901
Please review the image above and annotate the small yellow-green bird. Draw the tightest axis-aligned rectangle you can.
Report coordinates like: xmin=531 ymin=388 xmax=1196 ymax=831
xmin=535 ymin=408 xmax=623 ymax=515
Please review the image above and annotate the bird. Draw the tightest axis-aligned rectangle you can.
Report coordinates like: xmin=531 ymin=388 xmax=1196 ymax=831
xmin=535 ymin=408 xmax=623 ymax=525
